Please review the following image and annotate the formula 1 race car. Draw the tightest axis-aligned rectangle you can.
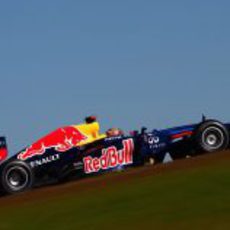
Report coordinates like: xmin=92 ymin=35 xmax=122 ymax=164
xmin=0 ymin=116 xmax=229 ymax=195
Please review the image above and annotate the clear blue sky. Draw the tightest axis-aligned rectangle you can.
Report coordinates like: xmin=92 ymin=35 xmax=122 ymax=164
xmin=0 ymin=0 xmax=230 ymax=154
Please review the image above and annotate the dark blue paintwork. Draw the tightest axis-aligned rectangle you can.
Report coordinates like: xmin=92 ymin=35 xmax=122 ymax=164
xmin=0 ymin=119 xmax=229 ymax=192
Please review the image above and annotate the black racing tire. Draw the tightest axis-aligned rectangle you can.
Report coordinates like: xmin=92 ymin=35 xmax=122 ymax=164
xmin=195 ymin=120 xmax=229 ymax=153
xmin=1 ymin=161 xmax=34 ymax=194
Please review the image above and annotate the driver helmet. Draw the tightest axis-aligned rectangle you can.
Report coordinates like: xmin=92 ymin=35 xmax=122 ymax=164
xmin=106 ymin=128 xmax=124 ymax=137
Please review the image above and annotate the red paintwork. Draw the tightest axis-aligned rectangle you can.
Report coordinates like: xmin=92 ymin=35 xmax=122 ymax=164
xmin=0 ymin=148 xmax=8 ymax=161
xmin=18 ymin=126 xmax=87 ymax=160
xmin=171 ymin=131 xmax=193 ymax=139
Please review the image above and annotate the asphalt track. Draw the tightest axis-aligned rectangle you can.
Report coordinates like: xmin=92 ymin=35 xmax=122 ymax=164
xmin=0 ymin=150 xmax=229 ymax=207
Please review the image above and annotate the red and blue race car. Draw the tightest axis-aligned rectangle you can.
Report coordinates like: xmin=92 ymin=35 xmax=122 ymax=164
xmin=0 ymin=116 xmax=229 ymax=194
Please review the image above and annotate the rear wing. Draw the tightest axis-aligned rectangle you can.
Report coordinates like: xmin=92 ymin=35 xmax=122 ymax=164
xmin=0 ymin=137 xmax=8 ymax=161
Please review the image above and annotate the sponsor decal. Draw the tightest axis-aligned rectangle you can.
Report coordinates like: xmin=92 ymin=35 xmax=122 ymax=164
xmin=30 ymin=154 xmax=60 ymax=168
xmin=145 ymin=134 xmax=166 ymax=150
xmin=83 ymin=139 xmax=134 ymax=174
xmin=149 ymin=142 xmax=166 ymax=150
xmin=147 ymin=136 xmax=160 ymax=144
xmin=73 ymin=162 xmax=84 ymax=170
xmin=105 ymin=136 xmax=122 ymax=142
xmin=18 ymin=126 xmax=87 ymax=160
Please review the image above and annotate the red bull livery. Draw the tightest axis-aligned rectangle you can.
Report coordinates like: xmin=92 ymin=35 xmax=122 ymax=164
xmin=18 ymin=126 xmax=88 ymax=160
xmin=0 ymin=116 xmax=230 ymax=195
xmin=84 ymin=139 xmax=134 ymax=174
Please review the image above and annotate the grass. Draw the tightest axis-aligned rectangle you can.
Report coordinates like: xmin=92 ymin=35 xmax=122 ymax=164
xmin=0 ymin=158 xmax=230 ymax=230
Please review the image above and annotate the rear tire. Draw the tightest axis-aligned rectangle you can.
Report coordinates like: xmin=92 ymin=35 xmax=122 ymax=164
xmin=1 ymin=161 xmax=33 ymax=194
xmin=195 ymin=120 xmax=229 ymax=153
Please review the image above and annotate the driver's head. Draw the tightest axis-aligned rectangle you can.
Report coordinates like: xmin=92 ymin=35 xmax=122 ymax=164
xmin=106 ymin=128 xmax=124 ymax=137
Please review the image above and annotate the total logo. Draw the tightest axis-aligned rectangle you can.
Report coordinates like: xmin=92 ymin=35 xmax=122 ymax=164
xmin=83 ymin=139 xmax=134 ymax=174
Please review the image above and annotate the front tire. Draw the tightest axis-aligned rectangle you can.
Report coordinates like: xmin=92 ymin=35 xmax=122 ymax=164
xmin=195 ymin=120 xmax=229 ymax=153
xmin=1 ymin=161 xmax=33 ymax=194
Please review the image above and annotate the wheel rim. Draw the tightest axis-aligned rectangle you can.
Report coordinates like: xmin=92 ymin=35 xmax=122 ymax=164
xmin=5 ymin=166 xmax=29 ymax=191
xmin=202 ymin=127 xmax=224 ymax=150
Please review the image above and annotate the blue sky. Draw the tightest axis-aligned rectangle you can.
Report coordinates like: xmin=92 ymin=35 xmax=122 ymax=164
xmin=0 ymin=0 xmax=230 ymax=154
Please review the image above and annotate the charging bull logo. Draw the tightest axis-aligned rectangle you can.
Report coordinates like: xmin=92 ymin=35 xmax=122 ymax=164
xmin=18 ymin=127 xmax=88 ymax=160
xmin=83 ymin=139 xmax=134 ymax=174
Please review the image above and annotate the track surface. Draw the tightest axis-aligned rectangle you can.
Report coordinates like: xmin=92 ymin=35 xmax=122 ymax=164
xmin=0 ymin=150 xmax=230 ymax=207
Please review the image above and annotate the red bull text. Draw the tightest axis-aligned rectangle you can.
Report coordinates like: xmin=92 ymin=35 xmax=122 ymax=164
xmin=18 ymin=126 xmax=87 ymax=160
xmin=83 ymin=139 xmax=134 ymax=174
